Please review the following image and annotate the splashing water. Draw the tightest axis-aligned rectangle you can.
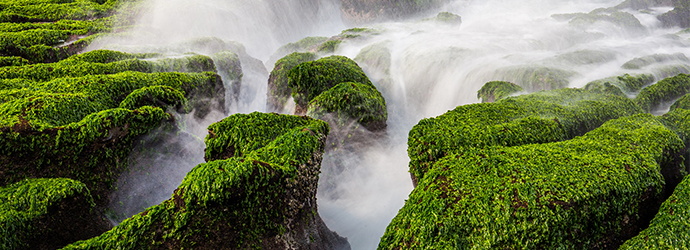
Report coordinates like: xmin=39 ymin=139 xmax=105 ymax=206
xmin=100 ymin=0 xmax=690 ymax=249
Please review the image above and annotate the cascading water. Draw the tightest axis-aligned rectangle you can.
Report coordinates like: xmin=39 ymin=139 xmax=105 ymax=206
xmin=97 ymin=0 xmax=690 ymax=249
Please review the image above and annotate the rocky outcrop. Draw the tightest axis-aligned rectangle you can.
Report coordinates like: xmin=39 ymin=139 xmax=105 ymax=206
xmin=658 ymin=0 xmax=690 ymax=28
xmin=63 ymin=112 xmax=350 ymax=250
xmin=406 ymin=88 xmax=641 ymax=186
xmin=584 ymin=73 xmax=654 ymax=94
xmin=380 ymin=112 xmax=685 ymax=249
xmin=476 ymin=81 xmax=523 ymax=103
xmin=634 ymin=73 xmax=690 ymax=112
xmin=494 ymin=66 xmax=577 ymax=92
xmin=267 ymin=52 xmax=317 ymax=113
xmin=0 ymin=178 xmax=110 ymax=250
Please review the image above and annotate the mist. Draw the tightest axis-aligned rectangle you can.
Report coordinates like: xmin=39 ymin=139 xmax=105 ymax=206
xmin=98 ymin=0 xmax=690 ymax=248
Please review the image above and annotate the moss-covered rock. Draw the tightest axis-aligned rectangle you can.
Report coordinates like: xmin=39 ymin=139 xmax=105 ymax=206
xmin=658 ymin=0 xmax=690 ymax=28
xmin=553 ymin=50 xmax=617 ymax=66
xmin=407 ymin=88 xmax=642 ymax=185
xmin=423 ymin=12 xmax=462 ymax=25
xmin=583 ymin=81 xmax=627 ymax=97
xmin=268 ymin=36 xmax=328 ymax=65
xmin=380 ymin=113 xmax=685 ymax=249
xmin=585 ymin=73 xmax=655 ymax=94
xmin=670 ymin=93 xmax=690 ymax=111
xmin=307 ymin=82 xmax=387 ymax=132
xmin=619 ymin=174 xmax=690 ymax=249
xmin=288 ymin=55 xmax=374 ymax=114
xmin=267 ymin=52 xmax=317 ymax=113
xmin=477 ymin=81 xmax=524 ymax=103
xmin=622 ymin=53 xmax=690 ymax=70
xmin=495 ymin=66 xmax=576 ymax=92
xmin=1 ymin=178 xmax=110 ymax=250
xmin=354 ymin=42 xmax=391 ymax=77
xmin=634 ymin=73 xmax=690 ymax=112
xmin=63 ymin=112 xmax=350 ymax=250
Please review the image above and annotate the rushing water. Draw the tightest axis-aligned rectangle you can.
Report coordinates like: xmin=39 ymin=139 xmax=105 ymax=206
xmin=98 ymin=0 xmax=690 ymax=249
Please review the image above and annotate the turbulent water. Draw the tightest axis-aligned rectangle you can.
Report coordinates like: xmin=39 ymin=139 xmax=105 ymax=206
xmin=97 ymin=0 xmax=690 ymax=249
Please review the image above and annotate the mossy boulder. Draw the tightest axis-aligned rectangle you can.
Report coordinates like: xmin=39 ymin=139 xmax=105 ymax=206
xmin=63 ymin=112 xmax=350 ymax=250
xmin=583 ymin=81 xmax=626 ymax=97
xmin=622 ymin=53 xmax=690 ymax=70
xmin=267 ymin=52 xmax=317 ymax=113
xmin=307 ymin=82 xmax=387 ymax=132
xmin=423 ymin=12 xmax=462 ymax=25
xmin=658 ymin=0 xmax=690 ymax=28
xmin=495 ymin=66 xmax=576 ymax=92
xmin=585 ymin=73 xmax=655 ymax=94
xmin=288 ymin=55 xmax=374 ymax=114
xmin=476 ymin=81 xmax=524 ymax=103
xmin=670 ymin=93 xmax=690 ymax=111
xmin=380 ymin=114 xmax=685 ymax=249
xmin=354 ymin=42 xmax=392 ymax=79
xmin=552 ymin=50 xmax=617 ymax=66
xmin=619 ymin=174 xmax=690 ymax=249
xmin=268 ymin=36 xmax=328 ymax=66
xmin=407 ymin=88 xmax=642 ymax=185
xmin=1 ymin=178 xmax=110 ymax=250
xmin=553 ymin=10 xmax=645 ymax=31
xmin=634 ymin=73 xmax=690 ymax=112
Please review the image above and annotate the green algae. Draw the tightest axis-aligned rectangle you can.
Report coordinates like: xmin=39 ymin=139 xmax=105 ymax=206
xmin=1 ymin=178 xmax=108 ymax=250
xmin=496 ymin=66 xmax=576 ymax=92
xmin=307 ymin=82 xmax=387 ymax=132
xmin=476 ymin=81 xmax=524 ymax=103
xmin=670 ymin=93 xmax=690 ymax=111
xmin=288 ymin=55 xmax=373 ymax=110
xmin=62 ymin=112 xmax=333 ymax=249
xmin=267 ymin=52 xmax=316 ymax=112
xmin=380 ymin=113 xmax=685 ymax=249
xmin=622 ymin=53 xmax=690 ymax=70
xmin=634 ymin=73 xmax=690 ymax=112
xmin=584 ymin=73 xmax=655 ymax=94
xmin=408 ymin=88 xmax=642 ymax=183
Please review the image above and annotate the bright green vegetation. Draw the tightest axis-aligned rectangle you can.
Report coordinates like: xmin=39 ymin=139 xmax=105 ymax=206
xmin=267 ymin=52 xmax=316 ymax=112
xmin=619 ymin=174 xmax=690 ymax=249
xmin=307 ymin=82 xmax=387 ymax=131
xmin=583 ymin=81 xmax=626 ymax=97
xmin=476 ymin=81 xmax=523 ymax=103
xmin=407 ymin=88 xmax=641 ymax=183
xmin=1 ymin=178 xmax=107 ymax=250
xmin=622 ymin=53 xmax=690 ymax=70
xmin=380 ymin=113 xmax=685 ymax=249
xmin=0 ymin=51 xmax=216 ymax=82
xmin=63 ymin=112 xmax=333 ymax=249
xmin=0 ymin=0 xmax=142 ymax=63
xmin=0 ymin=56 xmax=30 ymax=67
xmin=496 ymin=66 xmax=576 ymax=92
xmin=274 ymin=36 xmax=328 ymax=55
xmin=288 ymin=55 xmax=374 ymax=109
xmin=585 ymin=73 xmax=654 ymax=93
xmin=670 ymin=93 xmax=690 ymax=111
xmin=316 ymin=40 xmax=342 ymax=53
xmin=634 ymin=73 xmax=690 ymax=112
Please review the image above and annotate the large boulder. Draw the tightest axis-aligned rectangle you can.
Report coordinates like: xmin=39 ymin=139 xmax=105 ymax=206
xmin=288 ymin=55 xmax=374 ymax=114
xmin=407 ymin=88 xmax=641 ymax=185
xmin=267 ymin=52 xmax=317 ymax=113
xmin=634 ymin=73 xmax=690 ymax=112
xmin=380 ymin=113 xmax=685 ymax=249
xmin=658 ymin=0 xmax=690 ymax=28
xmin=476 ymin=81 xmax=523 ymax=103
xmin=64 ymin=112 xmax=350 ymax=250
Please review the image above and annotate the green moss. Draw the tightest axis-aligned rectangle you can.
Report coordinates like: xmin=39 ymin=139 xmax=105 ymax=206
xmin=273 ymin=36 xmax=328 ymax=57
xmin=622 ymin=53 xmax=690 ymax=70
xmin=381 ymin=114 xmax=685 ymax=249
xmin=0 ymin=51 xmax=217 ymax=82
xmin=307 ymin=82 xmax=387 ymax=131
xmin=634 ymin=73 xmax=690 ymax=112
xmin=63 ymin=112 xmax=331 ymax=249
xmin=408 ymin=88 xmax=642 ymax=183
xmin=422 ymin=12 xmax=462 ymax=25
xmin=585 ymin=73 xmax=655 ymax=93
xmin=496 ymin=66 xmax=576 ymax=92
xmin=476 ymin=81 xmax=524 ymax=103
xmin=583 ymin=81 xmax=626 ymax=97
xmin=669 ymin=93 xmax=690 ymax=111
xmin=267 ymin=52 xmax=316 ymax=112
xmin=316 ymin=40 xmax=342 ymax=53
xmin=0 ymin=178 xmax=108 ymax=250
xmin=118 ymin=85 xmax=188 ymax=112
xmin=619 ymin=174 xmax=690 ymax=248
xmin=0 ymin=56 xmax=30 ymax=67
xmin=288 ymin=55 xmax=373 ymax=108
